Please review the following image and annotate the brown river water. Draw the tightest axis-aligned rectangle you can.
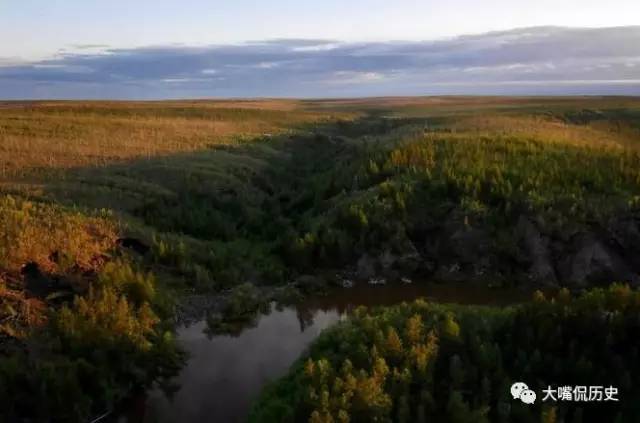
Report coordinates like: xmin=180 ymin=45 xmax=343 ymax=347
xmin=115 ymin=283 xmax=531 ymax=423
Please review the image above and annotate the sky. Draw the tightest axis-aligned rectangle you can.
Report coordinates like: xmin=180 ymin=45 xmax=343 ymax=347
xmin=1 ymin=1 xmax=639 ymax=99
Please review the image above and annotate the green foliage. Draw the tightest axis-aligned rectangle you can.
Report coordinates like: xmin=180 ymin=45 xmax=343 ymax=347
xmin=56 ymin=286 xmax=159 ymax=351
xmin=228 ymin=108 xmax=640 ymax=275
xmin=0 ymin=269 xmax=182 ymax=423
xmin=207 ymin=283 xmax=271 ymax=335
xmin=251 ymin=285 xmax=640 ymax=422
xmin=98 ymin=260 xmax=156 ymax=306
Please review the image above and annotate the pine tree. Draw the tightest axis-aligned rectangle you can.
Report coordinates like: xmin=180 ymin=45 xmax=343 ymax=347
xmin=446 ymin=391 xmax=474 ymax=423
xmin=441 ymin=313 xmax=461 ymax=341
xmin=405 ymin=314 xmax=424 ymax=345
xmin=385 ymin=327 xmax=403 ymax=361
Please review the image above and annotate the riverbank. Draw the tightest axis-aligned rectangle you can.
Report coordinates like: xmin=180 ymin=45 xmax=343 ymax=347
xmin=124 ymin=282 xmax=535 ymax=423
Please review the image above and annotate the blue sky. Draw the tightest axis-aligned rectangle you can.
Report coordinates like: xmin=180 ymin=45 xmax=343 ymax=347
xmin=1 ymin=1 xmax=639 ymax=98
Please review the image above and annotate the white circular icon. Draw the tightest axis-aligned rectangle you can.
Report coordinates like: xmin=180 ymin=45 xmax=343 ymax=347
xmin=510 ymin=382 xmax=536 ymax=404
xmin=520 ymin=389 xmax=536 ymax=404
xmin=511 ymin=382 xmax=529 ymax=399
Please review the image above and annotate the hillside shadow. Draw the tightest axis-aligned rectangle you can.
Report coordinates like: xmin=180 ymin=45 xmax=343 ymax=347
xmin=5 ymin=112 xmax=427 ymax=294
xmin=32 ymin=111 xmax=422 ymax=219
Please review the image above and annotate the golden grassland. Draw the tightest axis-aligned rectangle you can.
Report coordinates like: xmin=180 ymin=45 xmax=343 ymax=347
xmin=0 ymin=100 xmax=342 ymax=176
xmin=1 ymin=96 xmax=639 ymax=335
xmin=449 ymin=113 xmax=640 ymax=150
xmin=1 ymin=97 xmax=638 ymax=176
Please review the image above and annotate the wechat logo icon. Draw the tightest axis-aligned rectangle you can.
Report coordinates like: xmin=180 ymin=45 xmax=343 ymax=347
xmin=511 ymin=382 xmax=536 ymax=404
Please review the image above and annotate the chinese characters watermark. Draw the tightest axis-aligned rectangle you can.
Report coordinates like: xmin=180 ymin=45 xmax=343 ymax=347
xmin=511 ymin=383 xmax=619 ymax=405
xmin=542 ymin=385 xmax=619 ymax=402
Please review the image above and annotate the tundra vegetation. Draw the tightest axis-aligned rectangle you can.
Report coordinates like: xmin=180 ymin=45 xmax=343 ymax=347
xmin=0 ymin=97 xmax=639 ymax=421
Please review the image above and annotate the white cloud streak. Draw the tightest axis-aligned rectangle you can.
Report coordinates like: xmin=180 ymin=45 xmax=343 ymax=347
xmin=1 ymin=26 xmax=639 ymax=99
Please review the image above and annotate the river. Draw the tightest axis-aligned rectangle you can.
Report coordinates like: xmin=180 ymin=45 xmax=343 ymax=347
xmin=117 ymin=282 xmax=531 ymax=423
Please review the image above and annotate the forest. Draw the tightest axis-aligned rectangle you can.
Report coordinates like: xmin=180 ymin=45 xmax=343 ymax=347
xmin=0 ymin=97 xmax=640 ymax=421
xmin=250 ymin=285 xmax=640 ymax=422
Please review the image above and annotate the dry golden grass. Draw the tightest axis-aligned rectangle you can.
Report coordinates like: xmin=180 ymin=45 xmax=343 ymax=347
xmin=306 ymin=96 xmax=640 ymax=114
xmin=450 ymin=113 xmax=640 ymax=150
xmin=0 ymin=101 xmax=341 ymax=177
xmin=2 ymin=97 xmax=637 ymax=178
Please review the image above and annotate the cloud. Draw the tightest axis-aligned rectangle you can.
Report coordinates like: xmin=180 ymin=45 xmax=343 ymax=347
xmin=1 ymin=26 xmax=639 ymax=99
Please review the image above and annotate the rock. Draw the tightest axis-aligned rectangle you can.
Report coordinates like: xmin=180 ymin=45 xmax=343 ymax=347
xmin=420 ymin=217 xmax=494 ymax=282
xmin=116 ymin=237 xmax=150 ymax=255
xmin=447 ymin=227 xmax=491 ymax=264
xmin=415 ymin=259 xmax=436 ymax=276
xmin=379 ymin=250 xmax=397 ymax=270
xmin=20 ymin=261 xmax=40 ymax=278
xmin=434 ymin=262 xmax=468 ymax=283
xmin=516 ymin=216 xmax=558 ymax=286
xmin=368 ymin=277 xmax=387 ymax=285
xmin=382 ymin=269 xmax=400 ymax=281
xmin=341 ymin=279 xmax=354 ymax=288
xmin=21 ymin=262 xmax=56 ymax=299
xmin=356 ymin=254 xmax=376 ymax=280
xmin=607 ymin=215 xmax=640 ymax=273
xmin=396 ymin=242 xmax=421 ymax=274
xmin=558 ymin=233 xmax=639 ymax=287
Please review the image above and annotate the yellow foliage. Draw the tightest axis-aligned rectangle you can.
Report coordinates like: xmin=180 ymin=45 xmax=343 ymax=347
xmin=384 ymin=327 xmax=403 ymax=359
xmin=0 ymin=195 xmax=116 ymax=274
xmin=57 ymin=286 xmax=159 ymax=350
xmin=405 ymin=313 xmax=424 ymax=344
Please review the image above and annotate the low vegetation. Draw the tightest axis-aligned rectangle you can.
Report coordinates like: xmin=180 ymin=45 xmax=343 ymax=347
xmin=1 ymin=97 xmax=639 ymax=421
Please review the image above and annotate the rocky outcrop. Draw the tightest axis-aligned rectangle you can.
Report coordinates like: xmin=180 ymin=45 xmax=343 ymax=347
xmin=427 ymin=212 xmax=640 ymax=288
xmin=557 ymin=233 xmax=639 ymax=288
xmin=116 ymin=237 xmax=150 ymax=255
xmin=607 ymin=215 xmax=640 ymax=273
xmin=356 ymin=254 xmax=376 ymax=280
xmin=347 ymin=212 xmax=640 ymax=289
xmin=21 ymin=262 xmax=60 ymax=299
xmin=447 ymin=226 xmax=492 ymax=264
xmin=516 ymin=216 xmax=557 ymax=286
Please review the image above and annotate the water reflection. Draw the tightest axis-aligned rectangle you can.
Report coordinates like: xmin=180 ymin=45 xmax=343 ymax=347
xmin=133 ymin=309 xmax=332 ymax=423
xmin=122 ymin=283 xmax=530 ymax=423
